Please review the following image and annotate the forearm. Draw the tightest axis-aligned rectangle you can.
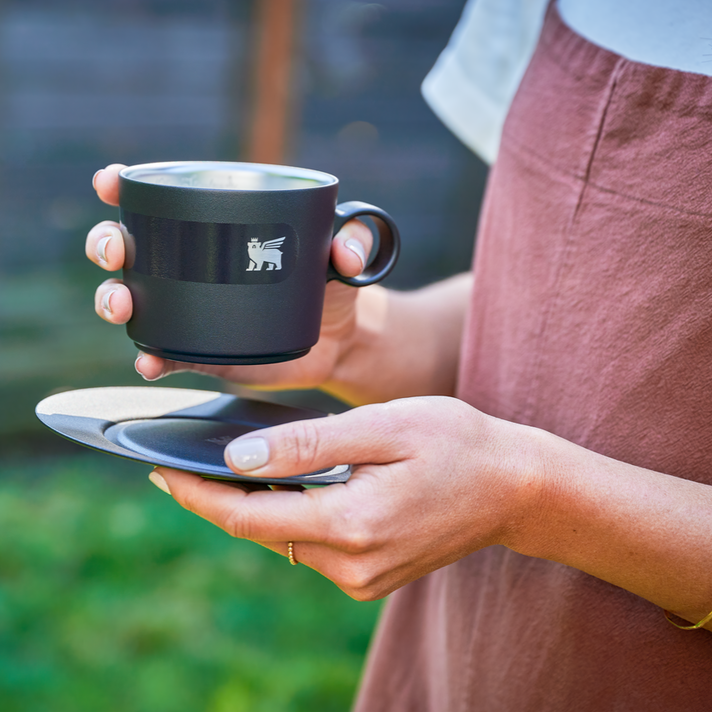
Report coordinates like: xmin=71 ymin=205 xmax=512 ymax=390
xmin=510 ymin=426 xmax=712 ymax=628
xmin=323 ymin=272 xmax=472 ymax=405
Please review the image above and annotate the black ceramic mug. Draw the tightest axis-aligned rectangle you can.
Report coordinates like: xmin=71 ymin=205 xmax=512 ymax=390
xmin=118 ymin=161 xmax=400 ymax=365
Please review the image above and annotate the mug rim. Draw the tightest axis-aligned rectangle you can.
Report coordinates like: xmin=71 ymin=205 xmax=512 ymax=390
xmin=119 ymin=161 xmax=338 ymax=192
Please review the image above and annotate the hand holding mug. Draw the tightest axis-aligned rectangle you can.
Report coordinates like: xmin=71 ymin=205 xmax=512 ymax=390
xmin=87 ymin=163 xmax=398 ymax=387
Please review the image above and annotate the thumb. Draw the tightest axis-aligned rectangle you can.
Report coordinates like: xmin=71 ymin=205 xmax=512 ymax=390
xmin=223 ymin=401 xmax=410 ymax=478
xmin=330 ymin=218 xmax=373 ymax=278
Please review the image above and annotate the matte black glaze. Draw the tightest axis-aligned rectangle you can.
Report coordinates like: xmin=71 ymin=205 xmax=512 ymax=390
xmin=118 ymin=161 xmax=400 ymax=364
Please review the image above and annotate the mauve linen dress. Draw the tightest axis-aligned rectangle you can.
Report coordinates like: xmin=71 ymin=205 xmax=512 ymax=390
xmin=354 ymin=5 xmax=712 ymax=711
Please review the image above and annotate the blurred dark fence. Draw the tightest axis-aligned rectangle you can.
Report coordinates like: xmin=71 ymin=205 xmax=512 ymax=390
xmin=0 ymin=0 xmax=487 ymax=439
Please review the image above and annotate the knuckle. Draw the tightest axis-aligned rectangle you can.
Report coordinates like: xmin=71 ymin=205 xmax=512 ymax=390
xmin=281 ymin=419 xmax=321 ymax=471
xmin=350 ymin=218 xmax=372 ymax=242
xmin=324 ymin=501 xmax=379 ymax=554
xmin=340 ymin=565 xmax=381 ymax=601
xmin=336 ymin=219 xmax=372 ymax=248
xmin=176 ymin=480 xmax=253 ymax=540
xmin=221 ymin=507 xmax=251 ymax=540
xmin=330 ymin=546 xmax=390 ymax=602
xmin=339 ymin=523 xmax=377 ymax=555
xmin=176 ymin=487 xmax=201 ymax=518
xmin=349 ymin=587 xmax=382 ymax=603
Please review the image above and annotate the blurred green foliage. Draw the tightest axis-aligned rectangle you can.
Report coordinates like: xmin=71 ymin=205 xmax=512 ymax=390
xmin=0 ymin=452 xmax=379 ymax=712
xmin=0 ymin=263 xmax=216 ymax=437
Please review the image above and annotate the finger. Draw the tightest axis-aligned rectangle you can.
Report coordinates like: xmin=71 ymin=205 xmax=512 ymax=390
xmin=133 ymin=351 xmax=218 ymax=381
xmin=94 ymin=279 xmax=133 ymax=324
xmin=150 ymin=468 xmax=391 ymax=594
xmin=92 ymin=163 xmax=126 ymax=206
xmin=239 ymin=538 xmax=387 ymax=603
xmin=330 ymin=219 xmax=373 ymax=278
xmin=257 ymin=540 xmax=333 ymax=573
xmin=250 ymin=539 xmax=315 ymax=566
xmin=151 ymin=472 xmax=296 ymax=557
xmin=133 ymin=349 xmax=249 ymax=382
xmin=154 ymin=467 xmax=337 ymax=543
xmin=223 ymin=401 xmax=412 ymax=479
xmin=131 ymin=352 xmax=161 ymax=381
xmin=86 ymin=221 xmax=126 ymax=271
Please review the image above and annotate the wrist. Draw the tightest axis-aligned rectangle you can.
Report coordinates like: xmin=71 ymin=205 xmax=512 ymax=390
xmin=493 ymin=421 xmax=567 ymax=557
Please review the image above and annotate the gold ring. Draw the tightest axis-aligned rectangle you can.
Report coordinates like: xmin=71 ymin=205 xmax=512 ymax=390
xmin=287 ymin=541 xmax=298 ymax=566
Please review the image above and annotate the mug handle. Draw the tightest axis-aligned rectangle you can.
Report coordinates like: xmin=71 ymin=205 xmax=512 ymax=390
xmin=327 ymin=201 xmax=401 ymax=286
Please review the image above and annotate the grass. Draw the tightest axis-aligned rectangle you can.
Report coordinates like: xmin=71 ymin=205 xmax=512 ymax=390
xmin=0 ymin=449 xmax=380 ymax=712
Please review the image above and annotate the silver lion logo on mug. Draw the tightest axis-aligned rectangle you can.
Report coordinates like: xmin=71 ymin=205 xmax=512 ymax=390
xmin=247 ymin=236 xmax=286 ymax=271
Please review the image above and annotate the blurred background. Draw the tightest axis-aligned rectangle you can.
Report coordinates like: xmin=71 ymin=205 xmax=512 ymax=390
xmin=0 ymin=0 xmax=488 ymax=709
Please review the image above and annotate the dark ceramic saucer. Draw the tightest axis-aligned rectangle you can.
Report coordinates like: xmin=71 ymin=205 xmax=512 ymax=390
xmin=35 ymin=386 xmax=350 ymax=485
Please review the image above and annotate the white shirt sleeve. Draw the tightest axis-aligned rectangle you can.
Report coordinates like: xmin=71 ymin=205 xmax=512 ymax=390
xmin=422 ymin=0 xmax=549 ymax=165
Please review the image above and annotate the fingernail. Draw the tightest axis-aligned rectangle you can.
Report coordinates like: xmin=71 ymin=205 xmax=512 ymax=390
xmin=345 ymin=238 xmax=367 ymax=270
xmin=226 ymin=437 xmax=269 ymax=471
xmin=92 ymin=169 xmax=103 ymax=190
xmin=101 ymin=288 xmax=117 ymax=316
xmin=97 ymin=234 xmax=112 ymax=264
xmin=149 ymin=470 xmax=171 ymax=495
xmin=135 ymin=352 xmax=162 ymax=382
